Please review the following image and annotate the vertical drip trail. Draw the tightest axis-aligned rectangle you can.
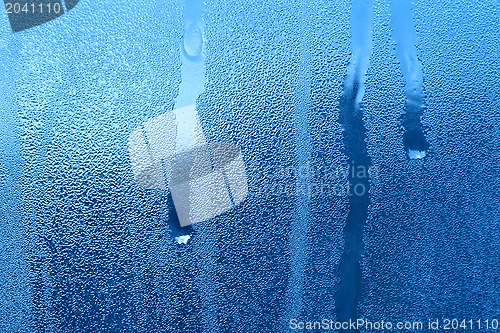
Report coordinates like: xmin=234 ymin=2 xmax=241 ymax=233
xmin=390 ymin=0 xmax=429 ymax=159
xmin=175 ymin=1 xmax=221 ymax=332
xmin=160 ymin=1 xmax=207 ymax=331
xmin=335 ymin=0 xmax=373 ymax=330
xmin=176 ymin=0 xmax=206 ymax=109
xmin=6 ymin=33 xmax=56 ymax=332
xmin=0 ymin=36 xmax=32 ymax=332
xmin=166 ymin=0 xmax=207 ymax=241
xmin=285 ymin=0 xmax=312 ymax=322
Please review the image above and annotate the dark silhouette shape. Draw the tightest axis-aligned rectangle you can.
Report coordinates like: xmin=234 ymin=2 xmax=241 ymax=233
xmin=64 ymin=0 xmax=78 ymax=11
xmin=166 ymin=192 xmax=194 ymax=243
xmin=336 ymin=77 xmax=372 ymax=332
xmin=4 ymin=0 xmax=79 ymax=33
xmin=401 ymin=103 xmax=430 ymax=155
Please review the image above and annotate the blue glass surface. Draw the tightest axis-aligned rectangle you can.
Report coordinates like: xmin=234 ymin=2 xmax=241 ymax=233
xmin=0 ymin=0 xmax=498 ymax=332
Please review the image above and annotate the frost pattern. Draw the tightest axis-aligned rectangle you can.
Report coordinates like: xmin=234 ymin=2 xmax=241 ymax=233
xmin=0 ymin=0 xmax=498 ymax=332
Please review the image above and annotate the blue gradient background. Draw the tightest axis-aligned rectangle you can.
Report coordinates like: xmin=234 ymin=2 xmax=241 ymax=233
xmin=0 ymin=0 xmax=498 ymax=332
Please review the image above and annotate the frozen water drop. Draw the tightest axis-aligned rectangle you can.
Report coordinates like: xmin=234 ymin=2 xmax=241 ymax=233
xmin=408 ymin=149 xmax=426 ymax=159
xmin=175 ymin=235 xmax=191 ymax=245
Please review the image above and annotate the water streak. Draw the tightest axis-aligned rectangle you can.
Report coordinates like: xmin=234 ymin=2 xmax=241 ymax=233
xmin=391 ymin=0 xmax=429 ymax=159
xmin=285 ymin=0 xmax=313 ymax=322
xmin=336 ymin=0 xmax=374 ymax=330
xmin=0 ymin=35 xmax=33 ymax=333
